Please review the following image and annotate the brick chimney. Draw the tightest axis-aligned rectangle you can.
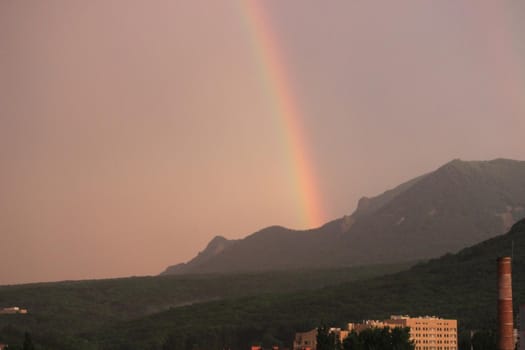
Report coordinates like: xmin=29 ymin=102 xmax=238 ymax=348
xmin=498 ymin=257 xmax=514 ymax=350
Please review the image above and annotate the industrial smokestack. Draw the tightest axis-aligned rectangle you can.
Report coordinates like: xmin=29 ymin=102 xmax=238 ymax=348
xmin=498 ymin=257 xmax=514 ymax=350
xmin=518 ymin=304 xmax=525 ymax=350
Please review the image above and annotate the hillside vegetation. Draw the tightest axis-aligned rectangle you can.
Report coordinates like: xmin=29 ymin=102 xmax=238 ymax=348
xmin=96 ymin=219 xmax=525 ymax=350
xmin=0 ymin=263 xmax=410 ymax=349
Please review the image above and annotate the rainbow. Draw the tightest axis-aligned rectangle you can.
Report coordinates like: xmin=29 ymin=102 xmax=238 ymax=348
xmin=238 ymin=0 xmax=325 ymax=228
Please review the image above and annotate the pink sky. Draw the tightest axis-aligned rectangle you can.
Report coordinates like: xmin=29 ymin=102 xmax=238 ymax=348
xmin=1 ymin=0 xmax=524 ymax=285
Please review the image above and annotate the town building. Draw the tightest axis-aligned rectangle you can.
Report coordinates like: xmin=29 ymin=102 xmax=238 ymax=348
xmin=293 ymin=315 xmax=457 ymax=350
xmin=293 ymin=328 xmax=317 ymax=350
xmin=293 ymin=327 xmax=348 ymax=350
xmin=349 ymin=315 xmax=458 ymax=350
xmin=0 ymin=306 xmax=28 ymax=314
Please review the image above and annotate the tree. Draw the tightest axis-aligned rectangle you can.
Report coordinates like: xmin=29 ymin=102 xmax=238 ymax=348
xmin=391 ymin=327 xmax=414 ymax=350
xmin=316 ymin=325 xmax=340 ymax=350
xmin=358 ymin=328 xmax=382 ymax=350
xmin=471 ymin=330 xmax=496 ymax=350
xmin=23 ymin=332 xmax=35 ymax=350
xmin=342 ymin=327 xmax=414 ymax=350
xmin=342 ymin=330 xmax=363 ymax=350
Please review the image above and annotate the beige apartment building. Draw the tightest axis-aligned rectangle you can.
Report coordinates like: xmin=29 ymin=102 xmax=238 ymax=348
xmin=293 ymin=316 xmax=457 ymax=350
xmin=349 ymin=315 xmax=458 ymax=350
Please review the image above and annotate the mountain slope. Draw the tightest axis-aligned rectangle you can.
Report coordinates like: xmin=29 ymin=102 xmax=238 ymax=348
xmin=99 ymin=218 xmax=525 ymax=350
xmin=163 ymin=159 xmax=525 ymax=274
xmin=161 ymin=236 xmax=239 ymax=274
xmin=0 ymin=263 xmax=411 ymax=349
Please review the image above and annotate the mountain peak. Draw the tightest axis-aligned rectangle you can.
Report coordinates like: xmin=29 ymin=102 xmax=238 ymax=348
xmin=206 ymin=235 xmax=229 ymax=247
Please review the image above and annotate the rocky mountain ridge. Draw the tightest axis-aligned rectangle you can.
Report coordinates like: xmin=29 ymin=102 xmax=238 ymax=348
xmin=162 ymin=158 xmax=525 ymax=275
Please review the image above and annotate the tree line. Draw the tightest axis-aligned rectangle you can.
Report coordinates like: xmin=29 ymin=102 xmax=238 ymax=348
xmin=316 ymin=325 xmax=414 ymax=350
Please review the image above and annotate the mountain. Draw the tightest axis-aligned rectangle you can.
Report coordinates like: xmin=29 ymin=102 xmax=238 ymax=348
xmin=162 ymin=236 xmax=239 ymax=274
xmin=99 ymin=218 xmax=525 ymax=349
xmin=163 ymin=159 xmax=525 ymax=274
